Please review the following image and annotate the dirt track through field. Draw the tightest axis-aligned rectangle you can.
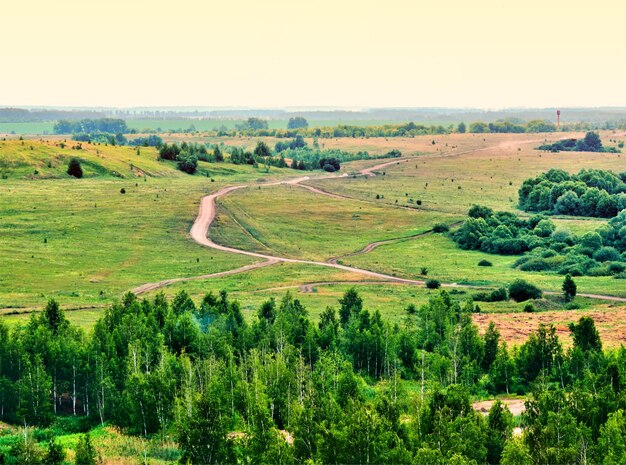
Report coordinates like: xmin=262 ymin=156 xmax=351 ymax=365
xmin=133 ymin=140 xmax=626 ymax=303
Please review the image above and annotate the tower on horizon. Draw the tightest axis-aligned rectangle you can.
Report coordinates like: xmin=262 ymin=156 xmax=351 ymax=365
xmin=557 ymin=109 xmax=561 ymax=129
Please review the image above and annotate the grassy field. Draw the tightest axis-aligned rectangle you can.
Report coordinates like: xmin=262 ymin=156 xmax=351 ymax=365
xmin=210 ymin=183 xmax=459 ymax=261
xmin=0 ymin=149 xmax=300 ymax=311
xmin=0 ymin=121 xmax=55 ymax=134
xmin=341 ymin=232 xmax=626 ymax=297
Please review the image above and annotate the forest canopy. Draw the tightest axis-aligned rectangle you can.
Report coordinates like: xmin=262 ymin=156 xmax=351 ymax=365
xmin=2 ymin=289 xmax=626 ymax=464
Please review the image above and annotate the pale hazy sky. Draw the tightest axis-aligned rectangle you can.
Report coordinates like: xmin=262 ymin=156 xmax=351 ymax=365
xmin=2 ymin=0 xmax=625 ymax=108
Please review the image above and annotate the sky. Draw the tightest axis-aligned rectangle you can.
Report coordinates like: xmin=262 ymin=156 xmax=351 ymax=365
xmin=2 ymin=0 xmax=625 ymax=109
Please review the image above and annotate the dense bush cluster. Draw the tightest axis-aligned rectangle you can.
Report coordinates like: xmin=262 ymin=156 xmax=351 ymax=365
xmin=127 ymin=135 xmax=163 ymax=147
xmin=158 ymin=142 xmax=207 ymax=174
xmin=518 ymin=168 xmax=626 ymax=218
xmin=1 ymin=290 xmax=626 ymax=464
xmin=537 ymin=131 xmax=620 ymax=153
xmin=454 ymin=205 xmax=626 ymax=276
xmin=72 ymin=132 xmax=128 ymax=146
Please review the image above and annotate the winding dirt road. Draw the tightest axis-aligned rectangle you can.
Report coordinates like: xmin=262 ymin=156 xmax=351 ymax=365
xmin=133 ymin=141 xmax=626 ymax=303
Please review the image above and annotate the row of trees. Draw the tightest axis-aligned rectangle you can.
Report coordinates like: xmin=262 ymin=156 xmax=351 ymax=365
xmin=54 ymin=119 xmax=128 ymax=135
xmin=466 ymin=119 xmax=557 ymax=134
xmin=1 ymin=289 xmax=626 ymax=463
xmin=518 ymin=168 xmax=626 ymax=218
xmin=156 ymin=140 xmax=386 ymax=173
xmin=454 ymin=205 xmax=626 ymax=276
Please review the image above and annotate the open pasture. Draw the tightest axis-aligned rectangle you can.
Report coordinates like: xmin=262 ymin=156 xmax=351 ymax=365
xmin=210 ymin=183 xmax=459 ymax=261
xmin=0 ymin=161 xmax=297 ymax=311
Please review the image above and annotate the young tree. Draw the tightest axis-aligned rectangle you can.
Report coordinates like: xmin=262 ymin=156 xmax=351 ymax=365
xmin=75 ymin=434 xmax=97 ymax=465
xmin=562 ymin=274 xmax=577 ymax=301
xmin=287 ymin=116 xmax=309 ymax=129
xmin=339 ymin=288 xmax=363 ymax=326
xmin=500 ymin=438 xmax=533 ymax=465
xmin=41 ymin=299 xmax=68 ymax=336
xmin=482 ymin=321 xmax=500 ymax=371
xmin=214 ymin=144 xmax=224 ymax=162
xmin=486 ymin=400 xmax=513 ymax=465
xmin=568 ymin=316 xmax=602 ymax=352
xmin=253 ymin=141 xmax=271 ymax=158
xmin=67 ymin=158 xmax=83 ymax=178
xmin=10 ymin=428 xmax=42 ymax=465
xmin=43 ymin=440 xmax=65 ymax=465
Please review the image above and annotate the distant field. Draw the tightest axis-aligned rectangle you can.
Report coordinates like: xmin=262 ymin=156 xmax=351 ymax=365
xmin=0 ymin=121 xmax=55 ymax=134
xmin=127 ymin=118 xmax=415 ymax=132
xmin=308 ymin=132 xmax=626 ymax=214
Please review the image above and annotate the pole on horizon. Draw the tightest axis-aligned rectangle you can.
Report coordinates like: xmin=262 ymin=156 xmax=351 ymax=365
xmin=557 ymin=109 xmax=561 ymax=129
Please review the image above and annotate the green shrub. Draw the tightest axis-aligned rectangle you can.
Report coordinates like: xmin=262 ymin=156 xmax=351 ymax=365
xmin=523 ymin=303 xmax=535 ymax=313
xmin=508 ymin=279 xmax=542 ymax=302
xmin=425 ymin=279 xmax=441 ymax=289
xmin=593 ymin=246 xmax=621 ymax=262
xmin=67 ymin=158 xmax=83 ymax=178
xmin=432 ymin=223 xmax=449 ymax=233
xmin=477 ymin=259 xmax=493 ymax=267
xmin=473 ymin=287 xmax=507 ymax=302
xmin=75 ymin=434 xmax=97 ymax=465
xmin=177 ymin=153 xmax=198 ymax=174
xmin=519 ymin=258 xmax=550 ymax=272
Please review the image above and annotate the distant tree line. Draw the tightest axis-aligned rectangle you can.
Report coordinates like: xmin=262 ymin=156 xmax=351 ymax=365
xmin=519 ymin=168 xmax=626 ymax=217
xmin=468 ymin=119 xmax=557 ymax=133
xmin=1 ymin=289 xmax=626 ymax=464
xmin=453 ymin=204 xmax=626 ymax=276
xmin=54 ymin=118 xmax=129 ymax=134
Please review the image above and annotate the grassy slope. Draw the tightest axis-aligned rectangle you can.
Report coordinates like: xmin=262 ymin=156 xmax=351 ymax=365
xmin=0 ymin=139 xmax=180 ymax=179
xmin=0 ymin=142 xmax=298 ymax=311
